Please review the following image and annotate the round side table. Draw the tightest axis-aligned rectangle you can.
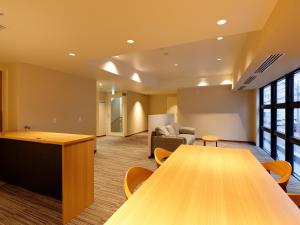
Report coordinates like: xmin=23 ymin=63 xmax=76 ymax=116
xmin=201 ymin=135 xmax=219 ymax=147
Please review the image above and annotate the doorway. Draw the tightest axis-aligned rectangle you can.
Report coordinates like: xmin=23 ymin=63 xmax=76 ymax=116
xmin=108 ymin=96 xmax=124 ymax=136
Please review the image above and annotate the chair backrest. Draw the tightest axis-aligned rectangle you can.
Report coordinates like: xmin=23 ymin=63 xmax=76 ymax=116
xmin=154 ymin=148 xmax=172 ymax=167
xmin=124 ymin=167 xmax=153 ymax=199
xmin=262 ymin=160 xmax=292 ymax=191
xmin=288 ymin=193 xmax=300 ymax=207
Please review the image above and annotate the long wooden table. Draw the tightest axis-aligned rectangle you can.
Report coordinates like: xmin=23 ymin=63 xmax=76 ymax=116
xmin=0 ymin=131 xmax=95 ymax=224
xmin=105 ymin=145 xmax=300 ymax=225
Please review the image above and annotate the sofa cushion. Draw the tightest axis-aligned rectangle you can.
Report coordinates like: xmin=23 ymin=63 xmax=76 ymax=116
xmin=166 ymin=124 xmax=177 ymax=136
xmin=179 ymin=127 xmax=196 ymax=135
xmin=156 ymin=126 xmax=170 ymax=136
xmin=178 ymin=134 xmax=196 ymax=145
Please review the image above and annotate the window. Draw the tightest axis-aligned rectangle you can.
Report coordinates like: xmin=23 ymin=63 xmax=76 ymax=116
xmin=276 ymin=137 xmax=285 ymax=160
xmin=294 ymin=145 xmax=300 ymax=177
xmin=294 ymin=72 xmax=300 ymax=102
xmin=264 ymin=85 xmax=271 ymax=105
xmin=260 ymin=69 xmax=300 ymax=178
xmin=263 ymin=109 xmax=271 ymax=128
xmin=263 ymin=131 xmax=271 ymax=153
xmin=277 ymin=109 xmax=285 ymax=133
xmin=277 ymin=79 xmax=286 ymax=104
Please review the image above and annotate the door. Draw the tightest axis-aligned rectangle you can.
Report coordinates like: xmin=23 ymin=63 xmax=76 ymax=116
xmin=108 ymin=96 xmax=124 ymax=136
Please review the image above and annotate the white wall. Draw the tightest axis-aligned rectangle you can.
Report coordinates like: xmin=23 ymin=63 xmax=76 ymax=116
xmin=127 ymin=91 xmax=148 ymax=136
xmin=3 ymin=63 xmax=96 ymax=135
xmin=178 ymin=86 xmax=256 ymax=142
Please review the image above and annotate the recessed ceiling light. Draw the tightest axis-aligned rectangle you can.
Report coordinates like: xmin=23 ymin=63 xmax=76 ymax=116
xmin=174 ymin=64 xmax=178 ymax=67
xmin=217 ymin=36 xmax=223 ymax=40
xmin=68 ymin=53 xmax=76 ymax=57
xmin=113 ymin=55 xmax=120 ymax=58
xmin=217 ymin=58 xmax=222 ymax=61
xmin=127 ymin=39 xmax=135 ymax=44
xmin=217 ymin=19 xmax=227 ymax=26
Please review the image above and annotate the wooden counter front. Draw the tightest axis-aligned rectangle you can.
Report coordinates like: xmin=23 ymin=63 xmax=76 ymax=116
xmin=0 ymin=131 xmax=95 ymax=224
xmin=105 ymin=145 xmax=300 ymax=225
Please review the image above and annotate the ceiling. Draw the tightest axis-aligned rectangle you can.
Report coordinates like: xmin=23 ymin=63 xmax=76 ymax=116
xmin=0 ymin=0 xmax=278 ymax=93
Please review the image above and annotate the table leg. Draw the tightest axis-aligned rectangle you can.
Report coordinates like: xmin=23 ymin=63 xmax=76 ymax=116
xmin=216 ymin=141 xmax=218 ymax=147
xmin=204 ymin=141 xmax=206 ymax=146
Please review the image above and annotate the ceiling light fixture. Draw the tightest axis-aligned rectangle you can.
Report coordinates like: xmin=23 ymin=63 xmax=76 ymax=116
xmin=217 ymin=58 xmax=222 ymax=61
xmin=174 ymin=64 xmax=178 ymax=67
xmin=113 ymin=55 xmax=120 ymax=58
xmin=217 ymin=36 xmax=223 ymax=40
xmin=68 ymin=53 xmax=76 ymax=57
xmin=217 ymin=19 xmax=227 ymax=25
xmin=127 ymin=39 xmax=135 ymax=44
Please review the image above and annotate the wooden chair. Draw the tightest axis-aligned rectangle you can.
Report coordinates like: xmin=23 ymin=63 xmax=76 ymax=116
xmin=154 ymin=148 xmax=172 ymax=167
xmin=124 ymin=167 xmax=153 ymax=199
xmin=288 ymin=193 xmax=300 ymax=207
xmin=261 ymin=160 xmax=292 ymax=192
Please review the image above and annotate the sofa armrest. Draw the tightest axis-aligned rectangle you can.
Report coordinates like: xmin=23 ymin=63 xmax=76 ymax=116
xmin=179 ymin=127 xmax=196 ymax=135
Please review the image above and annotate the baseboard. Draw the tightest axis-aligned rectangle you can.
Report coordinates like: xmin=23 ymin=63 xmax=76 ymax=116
xmin=96 ymin=135 xmax=106 ymax=138
xmin=125 ymin=130 xmax=148 ymax=137
xmin=196 ymin=138 xmax=256 ymax=146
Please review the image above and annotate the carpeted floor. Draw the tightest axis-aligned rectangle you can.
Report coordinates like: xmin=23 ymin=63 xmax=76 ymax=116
xmin=0 ymin=133 xmax=299 ymax=224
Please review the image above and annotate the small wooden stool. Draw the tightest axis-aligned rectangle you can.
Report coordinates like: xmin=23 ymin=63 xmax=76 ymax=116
xmin=201 ymin=135 xmax=219 ymax=147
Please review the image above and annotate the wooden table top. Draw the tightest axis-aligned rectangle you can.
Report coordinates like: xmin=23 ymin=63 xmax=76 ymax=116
xmin=0 ymin=131 xmax=95 ymax=146
xmin=105 ymin=145 xmax=300 ymax=225
xmin=202 ymin=135 xmax=219 ymax=141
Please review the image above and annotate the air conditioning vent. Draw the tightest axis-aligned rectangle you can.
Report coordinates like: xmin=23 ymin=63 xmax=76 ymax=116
xmin=243 ymin=76 xmax=257 ymax=85
xmin=0 ymin=25 xmax=6 ymax=31
xmin=255 ymin=53 xmax=284 ymax=74
xmin=237 ymin=86 xmax=246 ymax=91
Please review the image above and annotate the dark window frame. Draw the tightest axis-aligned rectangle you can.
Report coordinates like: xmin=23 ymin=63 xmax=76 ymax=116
xmin=259 ymin=68 xmax=300 ymax=179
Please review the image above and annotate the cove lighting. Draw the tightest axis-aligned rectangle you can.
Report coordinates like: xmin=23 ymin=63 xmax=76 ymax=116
xmin=221 ymin=80 xmax=232 ymax=85
xmin=102 ymin=61 xmax=119 ymax=75
xmin=131 ymin=73 xmax=142 ymax=83
xmin=217 ymin=19 xmax=227 ymax=25
xmin=197 ymin=81 xmax=208 ymax=87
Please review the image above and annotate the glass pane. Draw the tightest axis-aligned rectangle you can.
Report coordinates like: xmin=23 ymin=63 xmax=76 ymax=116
xmin=294 ymin=72 xmax=300 ymax=102
xmin=276 ymin=137 xmax=285 ymax=160
xmin=263 ymin=109 xmax=271 ymax=128
xmin=110 ymin=97 xmax=123 ymax=133
xmin=277 ymin=79 xmax=285 ymax=103
xmin=263 ymin=131 xmax=271 ymax=154
xmin=294 ymin=145 xmax=300 ymax=176
xmin=263 ymin=85 xmax=271 ymax=105
xmin=294 ymin=108 xmax=300 ymax=139
xmin=276 ymin=109 xmax=285 ymax=133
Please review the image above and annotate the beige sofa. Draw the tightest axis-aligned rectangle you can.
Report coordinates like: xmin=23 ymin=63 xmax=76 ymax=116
xmin=149 ymin=124 xmax=196 ymax=157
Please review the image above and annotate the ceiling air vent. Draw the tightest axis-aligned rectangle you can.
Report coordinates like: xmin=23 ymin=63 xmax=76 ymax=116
xmin=243 ymin=75 xmax=257 ymax=85
xmin=237 ymin=86 xmax=246 ymax=91
xmin=255 ymin=53 xmax=284 ymax=74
